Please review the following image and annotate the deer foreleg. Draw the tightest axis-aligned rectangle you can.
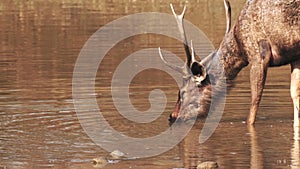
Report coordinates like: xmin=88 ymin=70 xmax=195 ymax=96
xmin=291 ymin=60 xmax=300 ymax=127
xmin=247 ymin=40 xmax=271 ymax=125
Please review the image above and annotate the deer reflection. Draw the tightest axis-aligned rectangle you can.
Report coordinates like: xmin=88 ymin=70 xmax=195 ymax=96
xmin=248 ymin=126 xmax=264 ymax=169
xmin=176 ymin=124 xmax=265 ymax=168
xmin=291 ymin=126 xmax=300 ymax=169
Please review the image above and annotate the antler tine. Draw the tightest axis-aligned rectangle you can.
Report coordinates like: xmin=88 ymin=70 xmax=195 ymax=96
xmin=170 ymin=4 xmax=177 ymax=17
xmin=190 ymin=40 xmax=207 ymax=82
xmin=158 ymin=47 xmax=184 ymax=74
xmin=199 ymin=1 xmax=230 ymax=67
xmin=223 ymin=0 xmax=231 ymax=34
xmin=170 ymin=3 xmax=186 ymax=18
xmin=170 ymin=3 xmax=192 ymax=67
xmin=190 ymin=40 xmax=196 ymax=63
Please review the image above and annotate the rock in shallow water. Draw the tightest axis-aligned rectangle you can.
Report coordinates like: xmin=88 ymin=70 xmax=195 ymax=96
xmin=197 ymin=161 xmax=218 ymax=169
xmin=110 ymin=150 xmax=125 ymax=159
xmin=92 ymin=157 xmax=107 ymax=168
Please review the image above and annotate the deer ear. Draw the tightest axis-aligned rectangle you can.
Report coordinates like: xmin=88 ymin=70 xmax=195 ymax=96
xmin=191 ymin=62 xmax=205 ymax=76
xmin=190 ymin=62 xmax=207 ymax=83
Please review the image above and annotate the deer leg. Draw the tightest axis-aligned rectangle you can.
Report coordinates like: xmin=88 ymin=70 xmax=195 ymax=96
xmin=247 ymin=40 xmax=271 ymax=125
xmin=291 ymin=60 xmax=300 ymax=127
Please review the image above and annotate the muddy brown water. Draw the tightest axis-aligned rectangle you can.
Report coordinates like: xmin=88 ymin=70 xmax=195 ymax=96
xmin=0 ymin=0 xmax=299 ymax=169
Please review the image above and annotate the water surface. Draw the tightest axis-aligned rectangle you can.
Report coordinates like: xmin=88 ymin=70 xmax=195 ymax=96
xmin=0 ymin=0 xmax=298 ymax=168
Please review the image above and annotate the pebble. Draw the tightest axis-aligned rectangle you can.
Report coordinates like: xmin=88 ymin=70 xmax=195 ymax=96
xmin=110 ymin=150 xmax=125 ymax=159
xmin=197 ymin=161 xmax=218 ymax=169
xmin=92 ymin=157 xmax=107 ymax=168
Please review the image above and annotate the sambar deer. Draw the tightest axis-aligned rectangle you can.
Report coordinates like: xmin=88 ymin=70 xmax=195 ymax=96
xmin=158 ymin=0 xmax=300 ymax=126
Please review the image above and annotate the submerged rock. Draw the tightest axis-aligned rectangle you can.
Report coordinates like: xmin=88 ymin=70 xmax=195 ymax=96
xmin=197 ymin=161 xmax=218 ymax=169
xmin=92 ymin=157 xmax=107 ymax=168
xmin=110 ymin=150 xmax=125 ymax=159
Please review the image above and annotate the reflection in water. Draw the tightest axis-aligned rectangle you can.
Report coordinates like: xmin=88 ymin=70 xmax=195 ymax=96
xmin=291 ymin=126 xmax=300 ymax=169
xmin=248 ymin=126 xmax=263 ymax=169
xmin=0 ymin=0 xmax=299 ymax=168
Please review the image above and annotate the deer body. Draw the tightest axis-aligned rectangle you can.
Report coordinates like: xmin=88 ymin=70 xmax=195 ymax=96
xmin=160 ymin=0 xmax=300 ymax=126
xmin=234 ymin=0 xmax=300 ymax=125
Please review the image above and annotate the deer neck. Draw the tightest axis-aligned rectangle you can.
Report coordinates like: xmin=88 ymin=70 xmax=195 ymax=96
xmin=216 ymin=27 xmax=248 ymax=81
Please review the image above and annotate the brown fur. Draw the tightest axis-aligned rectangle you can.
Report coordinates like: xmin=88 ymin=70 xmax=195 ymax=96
xmin=169 ymin=0 xmax=300 ymax=125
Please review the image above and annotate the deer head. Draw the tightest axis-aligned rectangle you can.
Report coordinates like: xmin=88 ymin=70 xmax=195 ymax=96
xmin=158 ymin=0 xmax=231 ymax=121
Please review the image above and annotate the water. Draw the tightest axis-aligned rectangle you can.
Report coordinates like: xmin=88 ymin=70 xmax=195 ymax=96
xmin=0 ymin=0 xmax=299 ymax=168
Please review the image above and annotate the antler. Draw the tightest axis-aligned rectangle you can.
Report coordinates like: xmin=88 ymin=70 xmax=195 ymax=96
xmin=190 ymin=40 xmax=197 ymax=63
xmin=224 ymin=0 xmax=231 ymax=34
xmin=158 ymin=47 xmax=184 ymax=74
xmin=200 ymin=0 xmax=231 ymax=67
xmin=170 ymin=4 xmax=192 ymax=67
xmin=158 ymin=4 xmax=192 ymax=74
